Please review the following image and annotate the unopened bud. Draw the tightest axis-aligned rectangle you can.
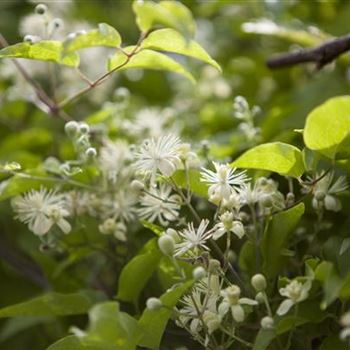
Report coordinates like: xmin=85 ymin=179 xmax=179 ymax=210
xmin=146 ymin=297 xmax=162 ymax=310
xmin=255 ymin=292 xmax=265 ymax=303
xmin=261 ymin=316 xmax=274 ymax=329
xmin=315 ymin=190 xmax=326 ymax=201
xmin=35 ymin=4 xmax=47 ymax=15
xmin=64 ymin=121 xmax=79 ymax=138
xmin=158 ymin=235 xmax=175 ymax=255
xmin=208 ymin=259 xmax=221 ymax=273
xmin=85 ymin=147 xmax=97 ymax=159
xmin=193 ymin=266 xmax=206 ymax=280
xmin=165 ymin=228 xmax=180 ymax=242
xmin=130 ymin=180 xmax=145 ymax=192
xmin=251 ymin=274 xmax=267 ymax=292
xmin=79 ymin=122 xmax=90 ymax=134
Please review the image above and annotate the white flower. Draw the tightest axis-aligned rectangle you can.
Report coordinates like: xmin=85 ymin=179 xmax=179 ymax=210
xmin=99 ymin=218 xmax=127 ymax=241
xmin=201 ymin=162 xmax=248 ymax=203
xmin=340 ymin=311 xmax=350 ymax=341
xmin=312 ymin=171 xmax=348 ymax=212
xmin=219 ymin=285 xmax=258 ymax=323
xmin=174 ymin=219 xmax=213 ymax=257
xmin=137 ymin=184 xmax=181 ymax=226
xmin=124 ymin=108 xmax=171 ymax=138
xmin=213 ymin=211 xmax=245 ymax=240
xmin=99 ymin=140 xmax=132 ymax=183
xmin=11 ymin=187 xmax=71 ymax=236
xmin=103 ymin=190 xmax=138 ymax=223
xmin=134 ymin=134 xmax=182 ymax=181
xmin=276 ymin=279 xmax=312 ymax=316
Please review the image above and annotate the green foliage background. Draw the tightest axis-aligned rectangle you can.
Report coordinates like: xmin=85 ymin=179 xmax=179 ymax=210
xmin=1 ymin=1 xmax=350 ymax=349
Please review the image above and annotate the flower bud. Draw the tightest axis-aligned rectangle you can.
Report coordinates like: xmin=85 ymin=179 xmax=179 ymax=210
xmin=79 ymin=122 xmax=90 ymax=134
xmin=165 ymin=228 xmax=180 ymax=242
xmin=227 ymin=249 xmax=237 ymax=263
xmin=158 ymin=235 xmax=175 ymax=255
xmin=51 ymin=18 xmax=63 ymax=29
xmin=208 ymin=259 xmax=221 ymax=273
xmin=23 ymin=35 xmax=40 ymax=44
xmin=130 ymin=180 xmax=145 ymax=192
xmin=85 ymin=147 xmax=97 ymax=159
xmin=286 ymin=192 xmax=295 ymax=203
xmin=251 ymin=274 xmax=267 ymax=292
xmin=146 ymin=297 xmax=162 ymax=310
xmin=64 ymin=121 xmax=79 ymax=138
xmin=261 ymin=196 xmax=273 ymax=208
xmin=261 ymin=316 xmax=274 ymax=329
xmin=315 ymin=190 xmax=326 ymax=201
xmin=192 ymin=266 xmax=206 ymax=280
xmin=255 ymin=292 xmax=265 ymax=304
xmin=35 ymin=4 xmax=47 ymax=15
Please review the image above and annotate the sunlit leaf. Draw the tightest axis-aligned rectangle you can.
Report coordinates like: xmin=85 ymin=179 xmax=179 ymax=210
xmin=108 ymin=47 xmax=195 ymax=83
xmin=0 ymin=41 xmax=79 ymax=67
xmin=63 ymin=23 xmax=121 ymax=53
xmin=232 ymin=142 xmax=305 ymax=178
xmin=142 ymin=28 xmax=221 ymax=71
xmin=133 ymin=0 xmax=195 ymax=38
xmin=304 ymin=96 xmax=350 ymax=159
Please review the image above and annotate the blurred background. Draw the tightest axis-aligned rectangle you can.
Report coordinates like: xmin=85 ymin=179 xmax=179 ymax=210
xmin=1 ymin=0 xmax=350 ymax=349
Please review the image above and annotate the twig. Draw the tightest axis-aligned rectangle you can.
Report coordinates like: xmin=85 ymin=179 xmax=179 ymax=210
xmin=267 ymin=33 xmax=350 ymax=70
xmin=0 ymin=33 xmax=70 ymax=121
xmin=58 ymin=31 xmax=149 ymax=109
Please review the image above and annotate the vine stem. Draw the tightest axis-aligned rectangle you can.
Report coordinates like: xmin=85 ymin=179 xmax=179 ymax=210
xmin=0 ymin=33 xmax=70 ymax=121
xmin=58 ymin=30 xmax=150 ymax=109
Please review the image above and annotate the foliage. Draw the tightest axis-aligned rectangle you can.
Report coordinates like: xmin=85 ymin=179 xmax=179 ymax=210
xmin=1 ymin=1 xmax=350 ymax=350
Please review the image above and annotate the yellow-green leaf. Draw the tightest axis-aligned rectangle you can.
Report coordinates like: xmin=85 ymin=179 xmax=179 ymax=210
xmin=142 ymin=28 xmax=221 ymax=71
xmin=63 ymin=23 xmax=121 ymax=53
xmin=108 ymin=47 xmax=195 ymax=83
xmin=133 ymin=0 xmax=195 ymax=38
xmin=304 ymin=96 xmax=350 ymax=159
xmin=0 ymin=41 xmax=79 ymax=67
xmin=231 ymin=142 xmax=305 ymax=178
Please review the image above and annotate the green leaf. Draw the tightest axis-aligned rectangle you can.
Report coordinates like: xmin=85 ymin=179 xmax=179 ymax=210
xmin=262 ymin=203 xmax=305 ymax=278
xmin=172 ymin=169 xmax=208 ymax=197
xmin=47 ymin=303 xmax=137 ymax=350
xmin=304 ymin=96 xmax=350 ymax=159
xmin=63 ymin=23 xmax=121 ymax=53
xmin=0 ymin=170 xmax=53 ymax=201
xmin=242 ymin=19 xmax=328 ymax=47
xmin=117 ymin=239 xmax=162 ymax=303
xmin=231 ymin=142 xmax=305 ymax=178
xmin=133 ymin=0 xmax=195 ymax=38
xmin=137 ymin=280 xmax=194 ymax=349
xmin=142 ymin=28 xmax=221 ymax=71
xmin=84 ymin=302 xmax=137 ymax=349
xmin=253 ymin=328 xmax=276 ymax=350
xmin=140 ymin=220 xmax=164 ymax=236
xmin=0 ymin=41 xmax=79 ymax=67
xmin=0 ymin=290 xmax=104 ymax=318
xmin=319 ymin=335 xmax=350 ymax=350
xmin=108 ymin=47 xmax=195 ymax=83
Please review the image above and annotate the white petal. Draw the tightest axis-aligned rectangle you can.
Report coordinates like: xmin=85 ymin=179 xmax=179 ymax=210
xmin=231 ymin=304 xmax=245 ymax=322
xmin=57 ymin=218 xmax=71 ymax=234
xmin=276 ymin=299 xmax=294 ymax=316
xmin=30 ymin=214 xmax=52 ymax=236
xmin=239 ymin=297 xmax=258 ymax=306
xmin=218 ymin=301 xmax=230 ymax=317
xmin=158 ymin=159 xmax=176 ymax=177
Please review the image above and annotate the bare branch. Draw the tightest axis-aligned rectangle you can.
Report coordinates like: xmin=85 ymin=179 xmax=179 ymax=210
xmin=267 ymin=33 xmax=350 ymax=70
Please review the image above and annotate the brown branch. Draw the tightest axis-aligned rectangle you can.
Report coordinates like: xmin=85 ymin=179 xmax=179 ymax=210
xmin=267 ymin=33 xmax=350 ymax=70
xmin=0 ymin=33 xmax=71 ymax=121
xmin=58 ymin=30 xmax=150 ymax=109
